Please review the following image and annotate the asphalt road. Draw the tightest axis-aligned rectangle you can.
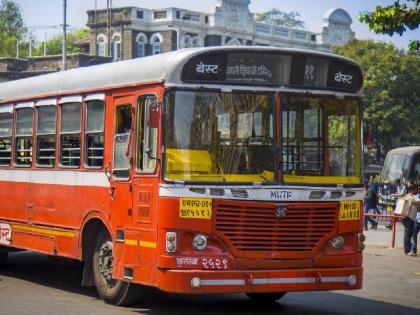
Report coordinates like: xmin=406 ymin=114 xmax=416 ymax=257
xmin=0 ymin=241 xmax=419 ymax=315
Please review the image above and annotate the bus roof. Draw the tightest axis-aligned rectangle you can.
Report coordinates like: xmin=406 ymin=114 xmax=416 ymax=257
xmin=386 ymin=146 xmax=420 ymax=157
xmin=0 ymin=46 xmax=362 ymax=104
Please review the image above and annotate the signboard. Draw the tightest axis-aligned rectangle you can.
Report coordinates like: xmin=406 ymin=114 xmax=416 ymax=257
xmin=181 ymin=51 xmax=363 ymax=93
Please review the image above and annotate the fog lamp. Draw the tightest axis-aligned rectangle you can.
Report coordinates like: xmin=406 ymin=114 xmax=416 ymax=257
xmin=329 ymin=235 xmax=345 ymax=249
xmin=192 ymin=234 xmax=208 ymax=251
xmin=191 ymin=277 xmax=201 ymax=288
xmin=165 ymin=232 xmax=177 ymax=253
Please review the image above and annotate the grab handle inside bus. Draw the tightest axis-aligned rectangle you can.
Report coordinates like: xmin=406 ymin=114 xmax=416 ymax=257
xmin=104 ymin=162 xmax=111 ymax=182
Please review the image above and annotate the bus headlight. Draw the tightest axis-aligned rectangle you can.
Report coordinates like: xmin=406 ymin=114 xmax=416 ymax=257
xmin=329 ymin=235 xmax=345 ymax=250
xmin=192 ymin=234 xmax=208 ymax=251
xmin=166 ymin=232 xmax=177 ymax=253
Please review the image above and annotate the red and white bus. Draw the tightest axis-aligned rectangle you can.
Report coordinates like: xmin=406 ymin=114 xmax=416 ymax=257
xmin=0 ymin=47 xmax=365 ymax=305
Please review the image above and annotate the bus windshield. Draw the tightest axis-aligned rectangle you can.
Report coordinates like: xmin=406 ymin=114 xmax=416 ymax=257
xmin=282 ymin=96 xmax=361 ymax=184
xmin=165 ymin=90 xmax=275 ymax=183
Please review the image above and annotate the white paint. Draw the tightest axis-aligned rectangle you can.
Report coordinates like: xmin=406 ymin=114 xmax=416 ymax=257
xmin=200 ymin=279 xmax=246 ymax=286
xmin=0 ymin=169 xmax=110 ymax=188
xmin=159 ymin=185 xmax=364 ymax=202
xmin=199 ymin=276 xmax=354 ymax=286
xmin=59 ymin=95 xmax=82 ymax=104
xmin=36 ymin=99 xmax=57 ymax=107
xmin=15 ymin=101 xmax=34 ymax=109
xmin=0 ymin=223 xmax=12 ymax=245
xmin=85 ymin=93 xmax=106 ymax=102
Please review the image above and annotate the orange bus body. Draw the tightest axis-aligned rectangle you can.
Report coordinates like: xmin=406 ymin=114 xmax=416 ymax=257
xmin=0 ymin=47 xmax=365 ymax=303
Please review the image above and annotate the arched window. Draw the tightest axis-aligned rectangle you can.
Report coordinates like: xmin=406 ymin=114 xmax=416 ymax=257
xmin=192 ymin=37 xmax=199 ymax=47
xmin=112 ymin=36 xmax=122 ymax=61
xmin=97 ymin=36 xmax=106 ymax=57
xmin=150 ymin=33 xmax=162 ymax=55
xmin=136 ymin=33 xmax=147 ymax=58
xmin=184 ymin=35 xmax=192 ymax=48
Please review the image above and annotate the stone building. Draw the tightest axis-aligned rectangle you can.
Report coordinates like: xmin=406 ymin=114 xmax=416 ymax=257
xmin=80 ymin=0 xmax=355 ymax=61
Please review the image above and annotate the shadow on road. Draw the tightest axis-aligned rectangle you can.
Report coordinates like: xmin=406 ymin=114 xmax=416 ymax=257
xmin=1 ymin=252 xmax=419 ymax=315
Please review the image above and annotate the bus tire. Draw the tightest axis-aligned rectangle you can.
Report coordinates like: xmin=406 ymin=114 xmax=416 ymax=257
xmin=92 ymin=230 xmax=142 ymax=306
xmin=0 ymin=253 xmax=7 ymax=265
xmin=246 ymin=292 xmax=286 ymax=303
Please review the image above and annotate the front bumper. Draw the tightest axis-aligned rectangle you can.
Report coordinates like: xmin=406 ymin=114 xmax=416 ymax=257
xmin=157 ymin=267 xmax=363 ymax=294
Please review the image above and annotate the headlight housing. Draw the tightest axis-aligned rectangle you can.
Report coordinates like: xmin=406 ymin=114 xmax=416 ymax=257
xmin=192 ymin=234 xmax=208 ymax=251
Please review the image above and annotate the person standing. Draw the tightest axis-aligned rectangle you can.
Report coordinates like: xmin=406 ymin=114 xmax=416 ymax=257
xmin=402 ymin=185 xmax=420 ymax=256
xmin=385 ymin=178 xmax=408 ymax=230
xmin=411 ymin=185 xmax=420 ymax=255
xmin=364 ymin=182 xmax=379 ymax=230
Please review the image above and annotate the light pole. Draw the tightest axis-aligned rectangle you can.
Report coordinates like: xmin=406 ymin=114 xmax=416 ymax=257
xmin=62 ymin=0 xmax=67 ymax=70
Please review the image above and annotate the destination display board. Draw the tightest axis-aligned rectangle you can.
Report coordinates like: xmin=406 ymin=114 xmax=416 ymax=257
xmin=181 ymin=51 xmax=363 ymax=93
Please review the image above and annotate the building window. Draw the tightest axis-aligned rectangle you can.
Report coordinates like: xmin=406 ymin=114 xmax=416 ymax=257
xmin=205 ymin=15 xmax=209 ymax=24
xmin=112 ymin=36 xmax=122 ymax=61
xmin=176 ymin=11 xmax=180 ymax=19
xmin=154 ymin=11 xmax=167 ymax=19
xmin=36 ymin=105 xmax=56 ymax=167
xmin=137 ymin=10 xmax=143 ymax=19
xmin=136 ymin=33 xmax=147 ymax=58
xmin=184 ymin=35 xmax=192 ymax=48
xmin=151 ymin=34 xmax=162 ymax=55
xmin=192 ymin=36 xmax=199 ymax=47
xmin=97 ymin=36 xmax=106 ymax=57
xmin=311 ymin=34 xmax=316 ymax=42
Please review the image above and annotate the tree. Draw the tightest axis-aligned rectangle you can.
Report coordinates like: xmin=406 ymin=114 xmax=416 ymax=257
xmin=256 ymin=9 xmax=305 ymax=29
xmin=33 ymin=29 xmax=91 ymax=56
xmin=359 ymin=0 xmax=420 ymax=51
xmin=334 ymin=39 xmax=420 ymax=162
xmin=0 ymin=0 xmax=26 ymax=57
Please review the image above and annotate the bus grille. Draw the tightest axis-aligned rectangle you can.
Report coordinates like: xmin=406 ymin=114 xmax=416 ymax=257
xmin=214 ymin=200 xmax=337 ymax=256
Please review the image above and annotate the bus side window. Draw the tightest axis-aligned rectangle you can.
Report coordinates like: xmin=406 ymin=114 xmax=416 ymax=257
xmin=137 ymin=95 xmax=158 ymax=172
xmin=0 ymin=111 xmax=13 ymax=166
xmin=113 ymin=104 xmax=132 ymax=179
xmin=15 ymin=108 xmax=34 ymax=167
xmin=60 ymin=103 xmax=81 ymax=168
xmin=85 ymin=100 xmax=105 ymax=168
xmin=36 ymin=105 xmax=56 ymax=167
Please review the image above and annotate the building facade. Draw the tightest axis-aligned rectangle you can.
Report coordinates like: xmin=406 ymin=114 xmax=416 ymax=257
xmin=82 ymin=0 xmax=355 ymax=61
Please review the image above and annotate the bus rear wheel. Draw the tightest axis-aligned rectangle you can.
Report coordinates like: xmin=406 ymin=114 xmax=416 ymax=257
xmin=0 ymin=253 xmax=7 ymax=265
xmin=92 ymin=230 xmax=142 ymax=306
xmin=246 ymin=292 xmax=286 ymax=303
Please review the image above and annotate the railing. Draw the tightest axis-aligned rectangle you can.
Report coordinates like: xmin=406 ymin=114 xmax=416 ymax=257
xmin=364 ymin=213 xmax=402 ymax=248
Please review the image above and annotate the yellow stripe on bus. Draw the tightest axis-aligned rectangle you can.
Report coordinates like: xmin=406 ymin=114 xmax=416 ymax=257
xmin=125 ymin=239 xmax=157 ymax=249
xmin=12 ymin=224 xmax=75 ymax=238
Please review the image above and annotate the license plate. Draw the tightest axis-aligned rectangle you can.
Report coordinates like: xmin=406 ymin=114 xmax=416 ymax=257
xmin=339 ymin=201 xmax=361 ymax=221
xmin=179 ymin=198 xmax=212 ymax=219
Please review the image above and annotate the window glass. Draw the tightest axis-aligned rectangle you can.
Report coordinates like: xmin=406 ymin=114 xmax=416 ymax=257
xmin=37 ymin=106 xmax=56 ymax=167
xmin=113 ymin=105 xmax=132 ymax=178
xmin=282 ymin=96 xmax=360 ymax=184
xmin=0 ymin=113 xmax=13 ymax=166
xmin=15 ymin=108 xmax=34 ymax=166
xmin=152 ymin=37 xmax=161 ymax=55
xmin=60 ymin=103 xmax=81 ymax=167
xmin=85 ymin=100 xmax=105 ymax=168
xmin=137 ymin=95 xmax=158 ymax=172
xmin=61 ymin=103 xmax=81 ymax=133
xmin=16 ymin=108 xmax=34 ymax=136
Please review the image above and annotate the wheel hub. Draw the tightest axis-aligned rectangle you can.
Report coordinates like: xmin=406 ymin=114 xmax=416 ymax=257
xmin=98 ymin=241 xmax=116 ymax=286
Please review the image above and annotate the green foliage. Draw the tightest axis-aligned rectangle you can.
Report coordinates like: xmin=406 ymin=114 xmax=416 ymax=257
xmin=335 ymin=39 xmax=420 ymax=162
xmin=32 ymin=29 xmax=91 ymax=56
xmin=256 ymin=9 xmax=305 ymax=29
xmin=0 ymin=0 xmax=26 ymax=57
xmin=358 ymin=0 xmax=420 ymax=51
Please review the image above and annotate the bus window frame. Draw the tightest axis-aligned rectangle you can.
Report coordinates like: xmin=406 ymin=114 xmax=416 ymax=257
xmin=14 ymin=103 xmax=35 ymax=168
xmin=161 ymin=87 xmax=278 ymax=186
xmin=0 ymin=105 xmax=14 ymax=168
xmin=35 ymin=101 xmax=58 ymax=168
xmin=84 ymin=97 xmax=106 ymax=170
xmin=59 ymin=101 xmax=83 ymax=169
xmin=135 ymin=93 xmax=159 ymax=175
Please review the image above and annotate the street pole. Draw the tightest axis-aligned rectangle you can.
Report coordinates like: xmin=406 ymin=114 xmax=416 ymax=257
xmin=62 ymin=0 xmax=67 ymax=70
xmin=107 ymin=0 xmax=111 ymax=57
xmin=28 ymin=32 xmax=32 ymax=57
xmin=44 ymin=32 xmax=47 ymax=56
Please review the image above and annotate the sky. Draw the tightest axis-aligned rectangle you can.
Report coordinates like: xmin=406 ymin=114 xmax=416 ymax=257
xmin=12 ymin=0 xmax=420 ymax=50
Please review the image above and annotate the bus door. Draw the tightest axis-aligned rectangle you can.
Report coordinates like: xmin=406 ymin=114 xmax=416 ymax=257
xmin=109 ymin=95 xmax=135 ymax=240
xmin=130 ymin=94 xmax=160 ymax=284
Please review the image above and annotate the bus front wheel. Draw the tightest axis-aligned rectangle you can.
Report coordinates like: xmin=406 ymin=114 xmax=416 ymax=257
xmin=92 ymin=230 xmax=142 ymax=306
xmin=246 ymin=292 xmax=286 ymax=303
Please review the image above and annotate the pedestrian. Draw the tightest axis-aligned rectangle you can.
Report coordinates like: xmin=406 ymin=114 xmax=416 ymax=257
xmin=385 ymin=178 xmax=408 ymax=230
xmin=401 ymin=185 xmax=420 ymax=256
xmin=364 ymin=181 xmax=379 ymax=230
xmin=411 ymin=185 xmax=420 ymax=255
